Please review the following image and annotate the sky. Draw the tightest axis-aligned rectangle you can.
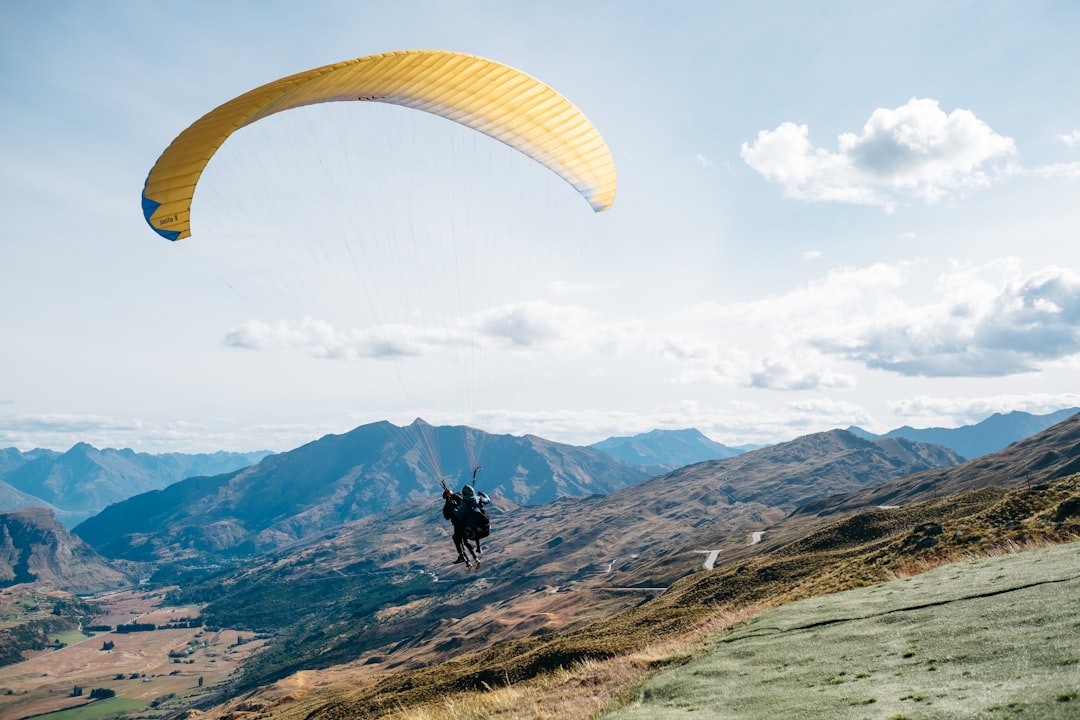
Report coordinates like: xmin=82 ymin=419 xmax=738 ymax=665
xmin=3 ymin=1 xmax=1080 ymax=454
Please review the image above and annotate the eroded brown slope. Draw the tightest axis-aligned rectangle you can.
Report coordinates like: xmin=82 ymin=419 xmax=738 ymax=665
xmin=0 ymin=507 xmax=129 ymax=594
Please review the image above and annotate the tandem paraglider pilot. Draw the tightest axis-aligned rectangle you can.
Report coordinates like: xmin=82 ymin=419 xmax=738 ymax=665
xmin=442 ymin=483 xmax=490 ymax=568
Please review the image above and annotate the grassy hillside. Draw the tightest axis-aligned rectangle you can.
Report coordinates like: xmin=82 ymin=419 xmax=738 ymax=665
xmin=119 ymin=425 xmax=959 ymax=714
xmin=608 ymin=541 xmax=1080 ymax=719
xmin=200 ymin=473 xmax=1080 ymax=719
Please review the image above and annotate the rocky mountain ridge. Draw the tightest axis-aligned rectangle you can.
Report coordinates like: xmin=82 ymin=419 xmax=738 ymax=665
xmin=0 ymin=507 xmax=129 ymax=594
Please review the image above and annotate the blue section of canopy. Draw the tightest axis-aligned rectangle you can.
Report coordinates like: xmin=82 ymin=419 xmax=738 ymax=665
xmin=141 ymin=193 xmax=181 ymax=241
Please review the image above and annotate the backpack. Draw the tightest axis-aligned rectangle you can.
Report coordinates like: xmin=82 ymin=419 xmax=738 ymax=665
xmin=461 ymin=487 xmax=490 ymax=540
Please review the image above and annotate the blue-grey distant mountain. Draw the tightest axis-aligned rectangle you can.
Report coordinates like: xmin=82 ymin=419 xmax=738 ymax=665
xmin=0 ymin=478 xmax=61 ymax=521
xmin=0 ymin=444 xmax=271 ymax=526
xmin=73 ymin=419 xmax=649 ymax=562
xmin=847 ymin=408 xmax=1079 ymax=460
xmin=589 ymin=428 xmax=753 ymax=474
xmin=0 ymin=447 xmax=53 ymax=476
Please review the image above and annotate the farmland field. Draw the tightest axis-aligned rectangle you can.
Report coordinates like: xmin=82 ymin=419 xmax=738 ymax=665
xmin=0 ymin=587 xmax=265 ymax=720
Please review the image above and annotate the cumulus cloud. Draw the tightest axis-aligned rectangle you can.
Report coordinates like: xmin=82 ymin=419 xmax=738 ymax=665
xmin=747 ymin=354 xmax=855 ymax=391
xmin=662 ymin=260 xmax=1080 ymax=389
xmin=222 ymin=260 xmax=1080 ymax=397
xmin=1059 ymin=130 xmax=1080 ymax=147
xmin=778 ymin=261 xmax=1080 ymax=377
xmin=695 ymin=152 xmax=714 ymax=169
xmin=475 ymin=302 xmax=579 ymax=347
xmin=224 ymin=302 xmax=644 ymax=361
xmin=224 ymin=317 xmax=444 ymax=359
xmin=741 ymin=98 xmax=1017 ymax=209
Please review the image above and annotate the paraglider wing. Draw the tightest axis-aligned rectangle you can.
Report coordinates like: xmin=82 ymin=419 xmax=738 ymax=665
xmin=141 ymin=49 xmax=617 ymax=241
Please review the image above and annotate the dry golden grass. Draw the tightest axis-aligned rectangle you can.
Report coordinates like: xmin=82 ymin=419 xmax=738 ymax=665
xmin=378 ymin=607 xmax=767 ymax=720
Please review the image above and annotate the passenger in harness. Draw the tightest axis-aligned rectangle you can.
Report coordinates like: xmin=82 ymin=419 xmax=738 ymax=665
xmin=441 ymin=476 xmax=490 ymax=567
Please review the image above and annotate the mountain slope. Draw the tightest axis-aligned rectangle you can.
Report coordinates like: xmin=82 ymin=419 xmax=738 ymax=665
xmin=796 ymin=409 xmax=1080 ymax=520
xmin=849 ymin=407 xmax=1079 ymax=459
xmin=607 ymin=541 xmax=1080 ymax=720
xmin=150 ymin=428 xmax=962 ymax=701
xmin=223 ymin=474 xmax=1080 ymax=720
xmin=193 ymin=416 xmax=1076 ymax=718
xmin=0 ymin=507 xmax=129 ymax=593
xmin=74 ymin=420 xmax=649 ymax=561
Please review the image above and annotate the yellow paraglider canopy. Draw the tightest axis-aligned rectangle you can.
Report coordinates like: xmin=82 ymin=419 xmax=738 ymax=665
xmin=141 ymin=49 xmax=617 ymax=241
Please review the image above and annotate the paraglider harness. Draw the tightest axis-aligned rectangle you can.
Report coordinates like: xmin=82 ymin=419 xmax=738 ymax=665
xmin=441 ymin=466 xmax=491 ymax=542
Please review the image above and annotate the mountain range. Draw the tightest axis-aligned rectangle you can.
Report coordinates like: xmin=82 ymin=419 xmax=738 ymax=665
xmin=2 ymin=408 xmax=1072 ymax=532
xmin=65 ymin=425 xmax=963 ymax=696
xmin=0 ymin=444 xmax=271 ymax=526
xmin=587 ymin=428 xmax=752 ymax=474
xmin=3 ymin=410 xmax=1079 ymax=718
xmin=73 ymin=419 xmax=649 ymax=562
xmin=797 ymin=408 xmax=1080 ymax=521
xmin=847 ymin=407 xmax=1079 ymax=460
xmin=174 ymin=413 xmax=1080 ymax=718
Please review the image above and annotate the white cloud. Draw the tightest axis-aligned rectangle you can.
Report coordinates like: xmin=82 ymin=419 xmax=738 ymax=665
xmin=1058 ymin=130 xmax=1080 ymax=147
xmin=741 ymin=98 xmax=1017 ymax=209
xmin=740 ymin=121 xmax=877 ymax=205
xmin=653 ymin=263 xmax=910 ymax=391
xmin=889 ymin=393 xmax=1080 ymax=427
xmin=747 ymin=354 xmax=855 ymax=391
xmin=793 ymin=261 xmax=1080 ymax=377
xmin=224 ymin=302 xmax=646 ymax=361
xmin=224 ymin=317 xmax=445 ymax=359
xmin=476 ymin=301 xmax=584 ymax=347
xmin=657 ymin=260 xmax=1080 ymax=388
xmin=695 ymin=152 xmax=714 ymax=168
xmin=1028 ymin=161 xmax=1080 ymax=181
